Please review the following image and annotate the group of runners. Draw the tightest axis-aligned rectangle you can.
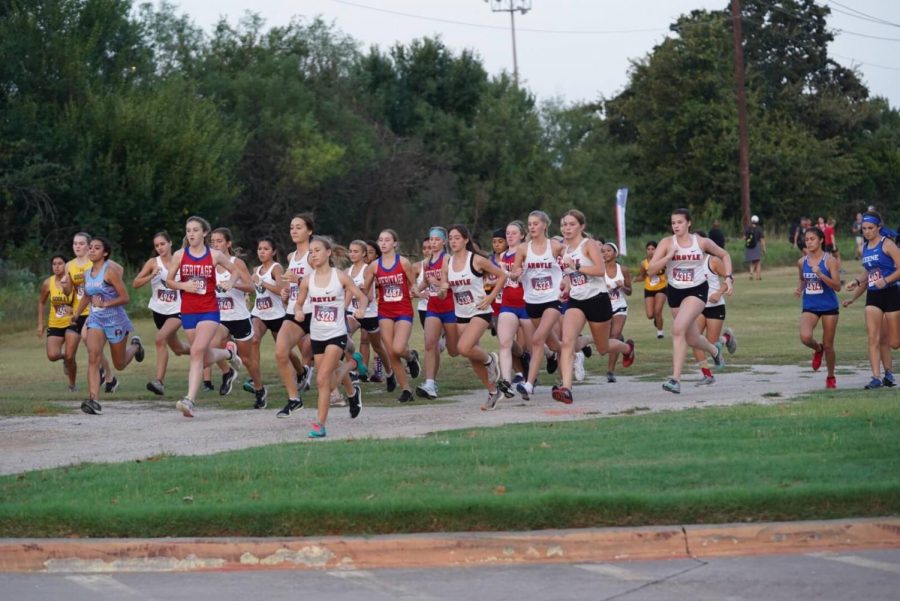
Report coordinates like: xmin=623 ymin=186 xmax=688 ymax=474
xmin=36 ymin=208 xmax=899 ymax=437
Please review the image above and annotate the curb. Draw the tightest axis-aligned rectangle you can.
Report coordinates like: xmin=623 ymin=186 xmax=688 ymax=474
xmin=1 ymin=518 xmax=898 ymax=573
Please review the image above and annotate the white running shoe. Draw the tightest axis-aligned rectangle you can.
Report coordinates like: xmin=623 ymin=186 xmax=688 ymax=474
xmin=175 ymin=397 xmax=195 ymax=418
xmin=225 ymin=341 xmax=243 ymax=371
xmin=486 ymin=352 xmax=500 ymax=383
xmin=574 ymin=351 xmax=586 ymax=382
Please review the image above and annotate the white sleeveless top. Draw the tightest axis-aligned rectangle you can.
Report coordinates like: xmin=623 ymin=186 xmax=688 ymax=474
xmin=665 ymin=234 xmax=706 ymax=290
xmin=703 ymin=256 xmax=725 ymax=308
xmin=216 ymin=257 xmax=251 ymax=321
xmin=565 ymin=239 xmax=607 ymax=301
xmin=148 ymin=256 xmax=180 ymax=315
xmin=605 ymin=263 xmax=628 ymax=311
xmin=416 ymin=260 xmax=428 ymax=312
xmin=348 ymin=263 xmax=378 ymax=319
xmin=251 ymin=263 xmax=286 ymax=320
xmin=523 ymin=240 xmax=562 ymax=304
xmin=308 ymin=267 xmax=347 ymax=341
xmin=285 ymin=250 xmax=310 ymax=315
xmin=448 ymin=252 xmax=489 ymax=319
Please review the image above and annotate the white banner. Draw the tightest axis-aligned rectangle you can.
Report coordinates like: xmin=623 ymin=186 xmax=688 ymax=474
xmin=615 ymin=187 xmax=628 ymax=256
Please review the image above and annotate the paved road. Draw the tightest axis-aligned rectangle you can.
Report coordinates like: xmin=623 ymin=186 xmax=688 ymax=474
xmin=3 ymin=548 xmax=898 ymax=600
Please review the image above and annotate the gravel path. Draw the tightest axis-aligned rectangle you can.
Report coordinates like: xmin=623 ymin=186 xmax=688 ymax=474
xmin=0 ymin=365 xmax=862 ymax=475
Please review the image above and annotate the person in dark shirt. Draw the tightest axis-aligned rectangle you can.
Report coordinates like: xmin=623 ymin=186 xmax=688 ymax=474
xmin=708 ymin=220 xmax=726 ymax=249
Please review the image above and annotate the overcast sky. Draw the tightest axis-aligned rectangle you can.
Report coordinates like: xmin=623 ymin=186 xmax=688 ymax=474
xmin=167 ymin=0 xmax=900 ymax=108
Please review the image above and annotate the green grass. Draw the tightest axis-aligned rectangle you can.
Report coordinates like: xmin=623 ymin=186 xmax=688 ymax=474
xmin=1 ymin=393 xmax=897 ymax=537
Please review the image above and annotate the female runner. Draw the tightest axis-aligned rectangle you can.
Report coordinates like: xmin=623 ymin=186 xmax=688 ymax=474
xmin=36 ymin=254 xmax=78 ymax=391
xmin=691 ymin=241 xmax=738 ymax=386
xmin=495 ymin=221 xmax=533 ymax=397
xmin=795 ymin=227 xmax=840 ymax=388
xmin=843 ymin=210 xmax=900 ymax=389
xmin=132 ymin=231 xmax=189 ymax=395
xmin=416 ymin=227 xmax=458 ymax=400
xmin=165 ymin=216 xmax=242 ymax=417
xmin=602 ymin=242 xmax=633 ymax=383
xmin=347 ymin=240 xmax=392 ymax=390
xmin=646 ymin=208 xmax=733 ymax=394
xmin=637 ymin=241 xmax=667 ymax=339
xmin=73 ymin=238 xmax=145 ymax=415
xmin=295 ymin=237 xmax=368 ymax=438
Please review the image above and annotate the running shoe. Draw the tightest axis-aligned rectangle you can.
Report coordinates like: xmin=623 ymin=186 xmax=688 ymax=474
xmin=486 ymin=352 xmax=500 ymax=383
xmin=386 ymin=371 xmax=398 ymax=393
xmin=398 ymin=389 xmax=414 ymax=403
xmin=104 ymin=376 xmax=119 ymax=394
xmin=242 ymin=378 xmax=255 ymax=394
xmin=662 ymin=378 xmax=681 ymax=394
xmin=254 ymin=386 xmax=268 ymax=409
xmin=723 ymin=327 xmax=737 ymax=355
xmin=883 ymin=371 xmax=896 ymax=387
xmin=711 ymin=341 xmax=725 ymax=370
xmin=546 ymin=352 xmax=558 ymax=374
xmin=415 ymin=381 xmax=438 ymax=400
xmin=581 ymin=345 xmax=593 ymax=358
xmin=225 ymin=340 xmax=243 ymax=371
xmin=407 ymin=349 xmax=421 ymax=379
xmin=300 ymin=366 xmax=314 ymax=392
xmin=368 ymin=373 xmax=384 ymax=384
xmin=175 ymin=397 xmax=194 ymax=418
xmin=552 ymin=386 xmax=573 ymax=404
xmin=622 ymin=339 xmax=636 ymax=368
xmin=607 ymin=371 xmax=617 ymax=383
xmin=308 ymin=421 xmax=327 ymax=439
xmin=67 ymin=384 xmax=78 ymax=393
xmin=202 ymin=380 xmax=215 ymax=392
xmin=511 ymin=372 xmax=525 ymax=385
xmin=657 ymin=331 xmax=664 ymax=339
xmin=130 ymin=336 xmax=145 ymax=362
xmin=276 ymin=398 xmax=303 ymax=418
xmin=825 ymin=376 xmax=836 ymax=390
xmin=348 ymin=385 xmax=362 ymax=419
xmin=146 ymin=379 xmax=165 ymax=396
xmin=481 ymin=388 xmax=503 ymax=411
xmin=516 ymin=381 xmax=533 ymax=401
xmin=811 ymin=348 xmax=823 ymax=372
xmin=574 ymin=351 xmax=586 ymax=382
xmin=864 ymin=377 xmax=883 ymax=390
xmin=696 ymin=375 xmax=716 ymax=386
xmin=352 ymin=352 xmax=368 ymax=378
xmin=329 ymin=389 xmax=346 ymax=407
xmin=80 ymin=399 xmax=102 ymax=415
xmin=219 ymin=368 xmax=236 ymax=396
xmin=497 ymin=378 xmax=514 ymax=399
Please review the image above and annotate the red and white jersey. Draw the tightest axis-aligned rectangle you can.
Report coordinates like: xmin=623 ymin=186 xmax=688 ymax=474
xmin=375 ymin=255 xmax=413 ymax=319
xmin=178 ymin=246 xmax=218 ymax=314
xmin=499 ymin=250 xmax=525 ymax=308
xmin=665 ymin=234 xmax=706 ymax=290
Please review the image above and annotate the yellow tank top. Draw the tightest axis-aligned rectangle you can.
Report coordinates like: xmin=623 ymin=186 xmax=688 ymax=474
xmin=67 ymin=258 xmax=92 ymax=316
xmin=48 ymin=276 xmax=75 ymax=328
xmin=642 ymin=259 xmax=667 ymax=291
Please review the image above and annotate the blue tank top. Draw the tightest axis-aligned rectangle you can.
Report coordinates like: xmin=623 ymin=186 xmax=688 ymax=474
xmin=861 ymin=237 xmax=898 ymax=291
xmin=85 ymin=262 xmax=133 ymax=330
xmin=801 ymin=255 xmax=839 ymax=312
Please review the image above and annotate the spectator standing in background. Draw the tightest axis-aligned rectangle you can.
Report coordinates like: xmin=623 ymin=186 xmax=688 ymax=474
xmin=852 ymin=212 xmax=863 ymax=260
xmin=744 ymin=215 xmax=766 ymax=281
xmin=708 ymin=220 xmax=726 ymax=249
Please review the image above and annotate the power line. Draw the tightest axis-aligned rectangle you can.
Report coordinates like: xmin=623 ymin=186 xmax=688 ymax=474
xmin=831 ymin=53 xmax=900 ymax=72
xmin=823 ymin=0 xmax=900 ymax=29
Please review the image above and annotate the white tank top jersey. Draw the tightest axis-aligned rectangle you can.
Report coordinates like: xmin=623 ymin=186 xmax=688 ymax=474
xmin=665 ymin=234 xmax=706 ymax=290
xmin=216 ymin=257 xmax=251 ymax=321
xmin=148 ymin=256 xmax=180 ymax=315
xmin=565 ymin=238 xmax=607 ymax=301
xmin=308 ymin=267 xmax=347 ymax=341
xmin=348 ymin=263 xmax=378 ymax=319
xmin=448 ymin=252 xmax=489 ymax=319
xmin=251 ymin=263 xmax=286 ymax=320
xmin=605 ymin=263 xmax=628 ymax=311
xmin=285 ymin=250 xmax=310 ymax=315
xmin=416 ymin=260 xmax=428 ymax=312
xmin=703 ymin=256 xmax=725 ymax=308
xmin=523 ymin=240 xmax=563 ymax=304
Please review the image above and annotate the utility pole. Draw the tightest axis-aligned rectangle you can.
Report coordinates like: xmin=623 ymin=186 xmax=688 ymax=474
xmin=730 ymin=0 xmax=751 ymax=229
xmin=485 ymin=0 xmax=531 ymax=86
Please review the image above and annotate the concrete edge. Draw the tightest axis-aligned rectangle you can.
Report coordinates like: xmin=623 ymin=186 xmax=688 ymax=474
xmin=0 ymin=518 xmax=898 ymax=573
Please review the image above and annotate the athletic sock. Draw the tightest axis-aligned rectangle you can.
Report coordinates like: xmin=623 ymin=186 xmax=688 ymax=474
xmin=701 ymin=367 xmax=713 ymax=378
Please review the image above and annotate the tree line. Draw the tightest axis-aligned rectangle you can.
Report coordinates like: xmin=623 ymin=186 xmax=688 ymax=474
xmin=1 ymin=0 xmax=897 ymax=272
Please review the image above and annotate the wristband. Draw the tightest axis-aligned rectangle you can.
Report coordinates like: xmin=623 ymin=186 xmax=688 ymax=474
xmin=725 ymin=274 xmax=734 ymax=281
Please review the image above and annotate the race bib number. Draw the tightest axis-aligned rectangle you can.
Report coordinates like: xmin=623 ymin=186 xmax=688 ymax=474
xmin=649 ymin=275 xmax=660 ymax=286
xmin=256 ymin=297 xmax=273 ymax=311
xmin=315 ymin=305 xmax=338 ymax=323
xmin=805 ymin=279 xmax=823 ymax=295
xmin=383 ymin=284 xmax=403 ymax=302
xmin=609 ymin=287 xmax=620 ymax=300
xmin=55 ymin=305 xmax=72 ymax=318
xmin=454 ymin=290 xmax=474 ymax=306
xmin=494 ymin=289 xmax=503 ymax=304
xmin=530 ymin=275 xmax=552 ymax=292
xmin=568 ymin=272 xmax=587 ymax=287
xmin=157 ymin=288 xmax=177 ymax=303
xmin=672 ymin=268 xmax=694 ymax=283
xmin=75 ymin=284 xmax=85 ymax=298
xmin=289 ymin=284 xmax=299 ymax=301
xmin=192 ymin=276 xmax=207 ymax=296
xmin=218 ymin=297 xmax=234 ymax=311
xmin=428 ymin=284 xmax=439 ymax=298
xmin=868 ymin=268 xmax=883 ymax=286
xmin=350 ymin=296 xmax=359 ymax=309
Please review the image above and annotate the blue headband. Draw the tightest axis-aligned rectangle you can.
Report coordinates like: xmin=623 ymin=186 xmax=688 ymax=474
xmin=863 ymin=215 xmax=881 ymax=225
xmin=863 ymin=215 xmax=898 ymax=239
xmin=429 ymin=228 xmax=446 ymax=240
